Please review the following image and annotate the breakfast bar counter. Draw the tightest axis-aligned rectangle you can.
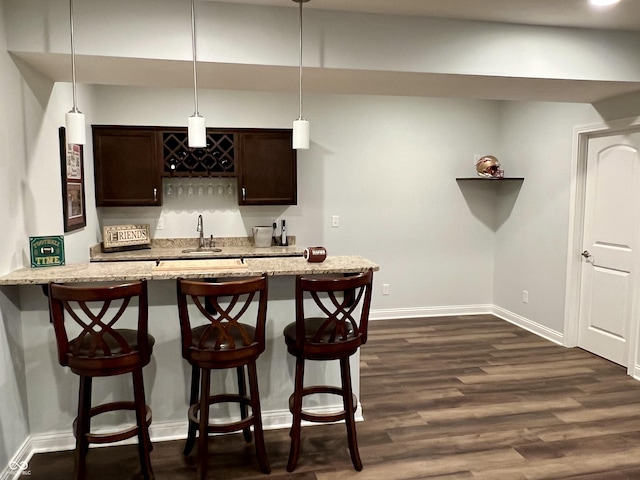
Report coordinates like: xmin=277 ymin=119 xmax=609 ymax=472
xmin=0 ymin=255 xmax=379 ymax=285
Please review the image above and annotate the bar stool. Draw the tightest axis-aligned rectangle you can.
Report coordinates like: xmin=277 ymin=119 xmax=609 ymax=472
xmin=47 ymin=280 xmax=155 ymax=480
xmin=176 ymin=275 xmax=270 ymax=479
xmin=283 ymin=269 xmax=374 ymax=472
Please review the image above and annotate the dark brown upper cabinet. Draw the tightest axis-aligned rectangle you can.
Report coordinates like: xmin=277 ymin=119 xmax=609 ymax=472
xmin=93 ymin=126 xmax=161 ymax=207
xmin=92 ymin=126 xmax=296 ymax=206
xmin=238 ymin=130 xmax=297 ymax=206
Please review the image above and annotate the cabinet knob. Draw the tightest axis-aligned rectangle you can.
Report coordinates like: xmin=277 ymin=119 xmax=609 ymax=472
xmin=242 ymin=187 xmax=246 ymax=202
xmin=153 ymin=188 xmax=157 ymax=202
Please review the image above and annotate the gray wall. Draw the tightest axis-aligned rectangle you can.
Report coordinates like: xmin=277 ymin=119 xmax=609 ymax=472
xmin=93 ymin=86 xmax=502 ymax=311
xmin=494 ymin=101 xmax=602 ymax=334
xmin=0 ymin=0 xmax=30 ymax=469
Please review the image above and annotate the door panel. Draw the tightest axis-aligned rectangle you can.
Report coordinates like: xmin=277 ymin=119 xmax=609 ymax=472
xmin=589 ymin=267 xmax=628 ymax=339
xmin=578 ymin=134 xmax=640 ymax=365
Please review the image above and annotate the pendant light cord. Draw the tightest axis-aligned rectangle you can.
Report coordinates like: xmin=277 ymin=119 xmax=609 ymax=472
xmin=297 ymin=0 xmax=304 ymax=120
xmin=191 ymin=0 xmax=199 ymax=116
xmin=69 ymin=0 xmax=79 ymax=112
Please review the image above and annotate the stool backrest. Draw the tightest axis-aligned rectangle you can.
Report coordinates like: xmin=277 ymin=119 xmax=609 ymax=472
xmin=176 ymin=275 xmax=268 ymax=362
xmin=295 ymin=269 xmax=373 ymax=352
xmin=48 ymin=280 xmax=151 ymax=370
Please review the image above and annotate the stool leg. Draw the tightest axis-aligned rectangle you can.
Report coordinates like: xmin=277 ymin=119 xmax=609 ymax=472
xmin=197 ymin=368 xmax=211 ymax=480
xmin=340 ymin=357 xmax=362 ymax=471
xmin=236 ymin=365 xmax=252 ymax=443
xmin=286 ymin=356 xmax=305 ymax=472
xmin=184 ymin=365 xmax=200 ymax=456
xmin=74 ymin=376 xmax=92 ymax=480
xmin=133 ymin=368 xmax=155 ymax=480
xmin=247 ymin=361 xmax=270 ymax=473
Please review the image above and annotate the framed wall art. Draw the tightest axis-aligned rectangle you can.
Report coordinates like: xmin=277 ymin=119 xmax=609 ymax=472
xmin=59 ymin=126 xmax=86 ymax=232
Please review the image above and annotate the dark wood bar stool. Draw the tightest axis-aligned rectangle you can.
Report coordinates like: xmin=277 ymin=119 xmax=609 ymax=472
xmin=176 ymin=275 xmax=270 ymax=479
xmin=283 ymin=269 xmax=374 ymax=472
xmin=47 ymin=280 xmax=155 ymax=480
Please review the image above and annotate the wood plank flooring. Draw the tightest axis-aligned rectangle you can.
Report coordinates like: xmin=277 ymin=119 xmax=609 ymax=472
xmin=25 ymin=315 xmax=640 ymax=479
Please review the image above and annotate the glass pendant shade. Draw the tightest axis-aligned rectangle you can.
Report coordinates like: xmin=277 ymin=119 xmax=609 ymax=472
xmin=65 ymin=110 xmax=86 ymax=145
xmin=188 ymin=114 xmax=206 ymax=148
xmin=293 ymin=118 xmax=309 ymax=150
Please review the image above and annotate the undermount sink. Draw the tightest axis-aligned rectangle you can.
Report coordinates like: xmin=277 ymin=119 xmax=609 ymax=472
xmin=181 ymin=248 xmax=223 ymax=254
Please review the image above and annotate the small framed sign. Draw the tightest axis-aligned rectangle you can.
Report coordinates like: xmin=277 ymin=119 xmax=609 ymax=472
xmin=102 ymin=224 xmax=151 ymax=251
xmin=59 ymin=127 xmax=86 ymax=232
xmin=30 ymin=236 xmax=65 ymax=268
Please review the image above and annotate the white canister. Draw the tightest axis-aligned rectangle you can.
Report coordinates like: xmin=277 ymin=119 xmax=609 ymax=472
xmin=252 ymin=226 xmax=273 ymax=248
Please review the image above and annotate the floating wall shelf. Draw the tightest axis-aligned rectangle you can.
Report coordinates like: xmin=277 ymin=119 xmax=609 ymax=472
xmin=456 ymin=177 xmax=524 ymax=182
xmin=455 ymin=177 xmax=524 ymax=231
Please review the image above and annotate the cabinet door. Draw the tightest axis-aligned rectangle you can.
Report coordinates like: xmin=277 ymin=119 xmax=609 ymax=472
xmin=239 ymin=130 xmax=297 ymax=205
xmin=93 ymin=127 xmax=161 ymax=206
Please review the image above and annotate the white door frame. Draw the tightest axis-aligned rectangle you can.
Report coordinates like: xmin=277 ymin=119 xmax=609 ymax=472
xmin=564 ymin=115 xmax=640 ymax=377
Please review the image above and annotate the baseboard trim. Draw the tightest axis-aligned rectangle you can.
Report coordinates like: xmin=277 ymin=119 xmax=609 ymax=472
xmin=370 ymin=304 xmax=493 ymax=320
xmin=1 ymin=437 xmax=32 ymax=480
xmin=490 ymin=306 xmax=564 ymax=346
xmin=370 ymin=304 xmax=564 ymax=345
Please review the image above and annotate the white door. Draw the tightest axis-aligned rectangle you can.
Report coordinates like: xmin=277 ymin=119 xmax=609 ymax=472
xmin=578 ymin=133 xmax=640 ymax=366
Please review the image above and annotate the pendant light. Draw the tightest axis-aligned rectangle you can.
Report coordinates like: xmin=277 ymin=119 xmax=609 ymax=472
xmin=292 ymin=0 xmax=310 ymax=150
xmin=65 ymin=0 xmax=85 ymax=145
xmin=188 ymin=0 xmax=206 ymax=148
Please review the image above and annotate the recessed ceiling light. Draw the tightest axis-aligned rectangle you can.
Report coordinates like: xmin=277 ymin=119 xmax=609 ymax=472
xmin=589 ymin=0 xmax=620 ymax=6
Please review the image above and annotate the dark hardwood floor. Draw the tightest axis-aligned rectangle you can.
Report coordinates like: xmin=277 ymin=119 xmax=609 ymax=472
xmin=26 ymin=315 xmax=640 ymax=479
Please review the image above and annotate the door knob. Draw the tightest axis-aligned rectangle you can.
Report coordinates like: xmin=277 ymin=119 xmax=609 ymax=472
xmin=582 ymin=250 xmax=592 ymax=259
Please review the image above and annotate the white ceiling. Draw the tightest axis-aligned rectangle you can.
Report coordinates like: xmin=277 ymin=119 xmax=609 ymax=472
xmin=214 ymin=0 xmax=640 ymax=31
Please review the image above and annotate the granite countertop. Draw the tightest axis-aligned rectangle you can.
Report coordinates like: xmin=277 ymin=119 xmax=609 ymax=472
xmin=90 ymin=237 xmax=305 ymax=262
xmin=0 ymin=256 xmax=380 ymax=286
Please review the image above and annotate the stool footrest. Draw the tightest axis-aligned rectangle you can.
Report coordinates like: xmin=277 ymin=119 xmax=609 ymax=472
xmin=289 ymin=386 xmax=358 ymax=424
xmin=188 ymin=394 xmax=255 ymax=434
xmin=73 ymin=401 xmax=152 ymax=445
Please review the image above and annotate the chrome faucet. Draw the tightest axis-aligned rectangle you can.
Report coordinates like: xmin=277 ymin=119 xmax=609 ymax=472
xmin=197 ymin=215 xmax=205 ymax=249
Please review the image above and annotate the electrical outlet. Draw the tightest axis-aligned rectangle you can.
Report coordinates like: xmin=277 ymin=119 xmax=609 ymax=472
xmin=331 ymin=215 xmax=340 ymax=228
xmin=157 ymin=217 xmax=165 ymax=230
xmin=382 ymin=284 xmax=390 ymax=295
xmin=522 ymin=290 xmax=528 ymax=303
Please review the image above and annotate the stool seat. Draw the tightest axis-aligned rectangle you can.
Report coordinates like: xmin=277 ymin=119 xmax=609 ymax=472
xmin=284 ymin=270 xmax=373 ymax=473
xmin=191 ymin=323 xmax=256 ymax=350
xmin=66 ymin=329 xmax=155 ymax=377
xmin=188 ymin=324 xmax=262 ymax=369
xmin=48 ymin=280 xmax=155 ymax=480
xmin=70 ymin=329 xmax=155 ymax=357
xmin=284 ymin=317 xmax=357 ymax=358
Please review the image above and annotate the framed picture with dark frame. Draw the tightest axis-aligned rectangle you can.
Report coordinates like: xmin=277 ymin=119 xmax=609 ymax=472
xmin=59 ymin=126 xmax=86 ymax=232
